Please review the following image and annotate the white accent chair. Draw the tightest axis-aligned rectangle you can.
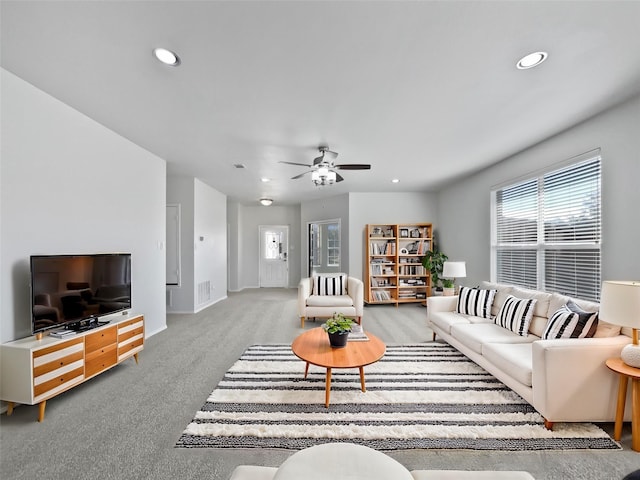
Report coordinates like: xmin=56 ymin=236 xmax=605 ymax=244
xmin=297 ymin=274 xmax=364 ymax=328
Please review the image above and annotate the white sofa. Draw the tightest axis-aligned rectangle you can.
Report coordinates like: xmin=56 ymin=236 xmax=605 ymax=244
xmin=228 ymin=442 xmax=534 ymax=480
xmin=427 ymin=281 xmax=633 ymax=426
xmin=298 ymin=274 xmax=364 ymax=328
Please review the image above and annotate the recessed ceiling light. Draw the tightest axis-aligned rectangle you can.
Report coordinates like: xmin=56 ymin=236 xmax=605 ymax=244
xmin=261 ymin=178 xmax=271 ymax=183
xmin=153 ymin=47 xmax=180 ymax=66
xmin=259 ymin=198 xmax=273 ymax=206
xmin=391 ymin=178 xmax=400 ymax=183
xmin=516 ymin=51 xmax=548 ymax=70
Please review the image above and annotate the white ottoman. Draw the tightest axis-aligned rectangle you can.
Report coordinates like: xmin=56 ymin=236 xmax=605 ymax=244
xmin=273 ymin=442 xmax=414 ymax=480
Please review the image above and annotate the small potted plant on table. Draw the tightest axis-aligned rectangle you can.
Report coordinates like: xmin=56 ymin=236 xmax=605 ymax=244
xmin=322 ymin=313 xmax=354 ymax=348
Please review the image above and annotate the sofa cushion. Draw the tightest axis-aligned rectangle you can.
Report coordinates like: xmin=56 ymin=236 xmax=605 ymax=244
xmin=450 ymin=323 xmax=536 ymax=355
xmin=548 ymin=292 xmax=621 ymax=337
xmin=429 ymin=311 xmax=471 ymax=335
xmin=481 ymin=281 xmax=514 ymax=317
xmin=528 ymin=315 xmax=548 ymax=337
xmin=313 ymin=274 xmax=347 ymax=295
xmin=482 ymin=343 xmax=533 ymax=387
xmin=510 ymin=286 xmax=552 ymax=318
xmin=306 ymin=294 xmax=354 ymax=307
xmin=456 ymin=287 xmax=496 ymax=319
xmin=542 ymin=301 xmax=598 ymax=339
xmin=495 ymin=295 xmax=537 ymax=337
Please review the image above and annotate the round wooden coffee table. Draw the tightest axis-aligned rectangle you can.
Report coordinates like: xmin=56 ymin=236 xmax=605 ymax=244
xmin=291 ymin=327 xmax=386 ymax=407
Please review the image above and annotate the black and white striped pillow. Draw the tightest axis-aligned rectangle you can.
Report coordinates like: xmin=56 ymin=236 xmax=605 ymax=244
xmin=543 ymin=301 xmax=599 ymax=339
xmin=495 ymin=295 xmax=537 ymax=336
xmin=456 ymin=287 xmax=496 ymax=319
xmin=314 ymin=274 xmax=347 ymax=296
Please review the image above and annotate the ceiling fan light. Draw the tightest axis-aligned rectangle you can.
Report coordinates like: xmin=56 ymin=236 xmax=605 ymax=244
xmin=259 ymin=198 xmax=273 ymax=206
xmin=327 ymin=171 xmax=337 ymax=183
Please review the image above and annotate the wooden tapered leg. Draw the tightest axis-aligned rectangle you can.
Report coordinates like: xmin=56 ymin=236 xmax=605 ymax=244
xmin=432 ymin=332 xmax=436 ymax=341
xmin=543 ymin=419 xmax=554 ymax=430
xmin=38 ymin=401 xmax=46 ymax=422
xmin=6 ymin=401 xmax=14 ymax=416
xmin=325 ymin=368 xmax=332 ymax=408
xmin=614 ymin=373 xmax=628 ymax=441
xmin=632 ymin=378 xmax=640 ymax=452
xmin=359 ymin=366 xmax=366 ymax=392
xmin=300 ymin=316 xmax=305 ymax=328
xmin=304 ymin=362 xmax=310 ymax=379
xmin=134 ymin=352 xmax=139 ymax=365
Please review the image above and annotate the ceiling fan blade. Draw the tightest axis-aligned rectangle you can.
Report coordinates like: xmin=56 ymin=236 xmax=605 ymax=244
xmin=335 ymin=172 xmax=345 ymax=182
xmin=312 ymin=155 xmax=324 ymax=165
xmin=324 ymin=149 xmax=339 ymax=160
xmin=279 ymin=161 xmax=312 ymax=167
xmin=291 ymin=171 xmax=312 ymax=180
xmin=335 ymin=164 xmax=371 ymax=170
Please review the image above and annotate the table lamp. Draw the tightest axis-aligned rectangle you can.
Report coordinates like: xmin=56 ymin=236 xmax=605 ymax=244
xmin=442 ymin=261 xmax=466 ymax=295
xmin=599 ymin=281 xmax=640 ymax=368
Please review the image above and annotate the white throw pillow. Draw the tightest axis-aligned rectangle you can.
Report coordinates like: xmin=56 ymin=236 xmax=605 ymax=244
xmin=495 ymin=295 xmax=537 ymax=337
xmin=456 ymin=287 xmax=496 ymax=319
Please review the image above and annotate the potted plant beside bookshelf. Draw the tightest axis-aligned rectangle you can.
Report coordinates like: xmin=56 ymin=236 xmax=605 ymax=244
xmin=422 ymin=247 xmax=448 ymax=295
xmin=322 ymin=313 xmax=354 ymax=348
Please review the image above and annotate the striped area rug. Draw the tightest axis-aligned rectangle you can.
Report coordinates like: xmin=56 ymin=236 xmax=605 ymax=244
xmin=176 ymin=343 xmax=619 ymax=450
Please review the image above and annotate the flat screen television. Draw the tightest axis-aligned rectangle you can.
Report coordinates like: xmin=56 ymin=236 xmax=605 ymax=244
xmin=30 ymin=253 xmax=132 ymax=334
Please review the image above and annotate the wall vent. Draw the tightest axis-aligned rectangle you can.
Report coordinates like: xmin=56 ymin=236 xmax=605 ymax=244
xmin=233 ymin=163 xmax=246 ymax=169
xmin=197 ymin=281 xmax=211 ymax=305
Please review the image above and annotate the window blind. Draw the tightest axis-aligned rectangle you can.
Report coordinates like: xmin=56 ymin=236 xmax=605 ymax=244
xmin=493 ymin=155 xmax=601 ymax=301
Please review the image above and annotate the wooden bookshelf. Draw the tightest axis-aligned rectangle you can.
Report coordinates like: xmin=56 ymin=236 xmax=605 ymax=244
xmin=365 ymin=224 xmax=432 ymax=305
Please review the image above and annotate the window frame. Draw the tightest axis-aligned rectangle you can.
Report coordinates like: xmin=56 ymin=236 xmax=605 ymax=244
xmin=491 ymin=149 xmax=602 ymax=301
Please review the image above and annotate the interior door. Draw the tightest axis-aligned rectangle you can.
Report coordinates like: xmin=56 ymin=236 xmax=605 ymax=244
xmin=259 ymin=225 xmax=289 ymax=287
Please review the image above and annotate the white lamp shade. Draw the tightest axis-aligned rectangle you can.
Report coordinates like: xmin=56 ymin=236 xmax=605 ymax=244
xmin=599 ymin=281 xmax=640 ymax=329
xmin=442 ymin=261 xmax=466 ymax=278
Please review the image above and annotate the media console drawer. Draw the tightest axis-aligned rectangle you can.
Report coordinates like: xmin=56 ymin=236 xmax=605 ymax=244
xmin=0 ymin=314 xmax=144 ymax=422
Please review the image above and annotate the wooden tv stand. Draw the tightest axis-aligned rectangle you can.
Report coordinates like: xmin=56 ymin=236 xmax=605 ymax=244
xmin=0 ymin=314 xmax=144 ymax=422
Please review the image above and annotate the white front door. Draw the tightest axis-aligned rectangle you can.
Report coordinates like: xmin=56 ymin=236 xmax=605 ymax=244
xmin=259 ymin=225 xmax=289 ymax=287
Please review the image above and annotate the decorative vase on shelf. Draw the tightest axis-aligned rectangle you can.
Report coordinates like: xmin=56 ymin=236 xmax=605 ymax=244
xmin=328 ymin=331 xmax=349 ymax=348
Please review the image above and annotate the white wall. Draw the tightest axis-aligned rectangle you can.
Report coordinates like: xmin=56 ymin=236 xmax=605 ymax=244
xmin=166 ymin=176 xmax=195 ymax=312
xmin=348 ymin=192 xmax=439 ymax=281
xmin=227 ymin=201 xmax=301 ymax=290
xmin=193 ymin=178 xmax=227 ymax=310
xmin=437 ymin=94 xmax=640 ymax=287
xmin=1 ymin=68 xmax=167 ymax=342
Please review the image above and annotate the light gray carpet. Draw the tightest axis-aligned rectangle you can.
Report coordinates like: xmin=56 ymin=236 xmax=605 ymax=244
xmin=1 ymin=288 xmax=638 ymax=480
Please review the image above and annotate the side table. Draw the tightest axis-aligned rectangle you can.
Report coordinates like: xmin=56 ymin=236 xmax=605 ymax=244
xmin=605 ymin=357 xmax=640 ymax=451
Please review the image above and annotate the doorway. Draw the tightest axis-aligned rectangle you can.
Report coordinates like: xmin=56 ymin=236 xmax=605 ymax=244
xmin=308 ymin=219 xmax=341 ymax=276
xmin=259 ymin=225 xmax=289 ymax=287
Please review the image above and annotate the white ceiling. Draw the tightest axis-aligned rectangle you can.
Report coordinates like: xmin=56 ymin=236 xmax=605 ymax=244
xmin=3 ymin=1 xmax=640 ymax=205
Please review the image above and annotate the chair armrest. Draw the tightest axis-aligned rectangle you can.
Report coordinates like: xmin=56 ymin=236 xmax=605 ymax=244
xmin=347 ymin=277 xmax=364 ymax=317
xmin=298 ymin=277 xmax=313 ymax=317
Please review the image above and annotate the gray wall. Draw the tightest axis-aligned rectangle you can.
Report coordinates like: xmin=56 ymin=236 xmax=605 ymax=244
xmin=348 ymin=192 xmax=439 ymax=281
xmin=436 ymin=94 xmax=640 ymax=288
xmin=1 ymin=68 xmax=167 ymax=342
xmin=227 ymin=201 xmax=301 ymax=290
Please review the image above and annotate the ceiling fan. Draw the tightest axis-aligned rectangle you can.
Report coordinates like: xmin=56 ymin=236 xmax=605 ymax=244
xmin=279 ymin=146 xmax=371 ymax=186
